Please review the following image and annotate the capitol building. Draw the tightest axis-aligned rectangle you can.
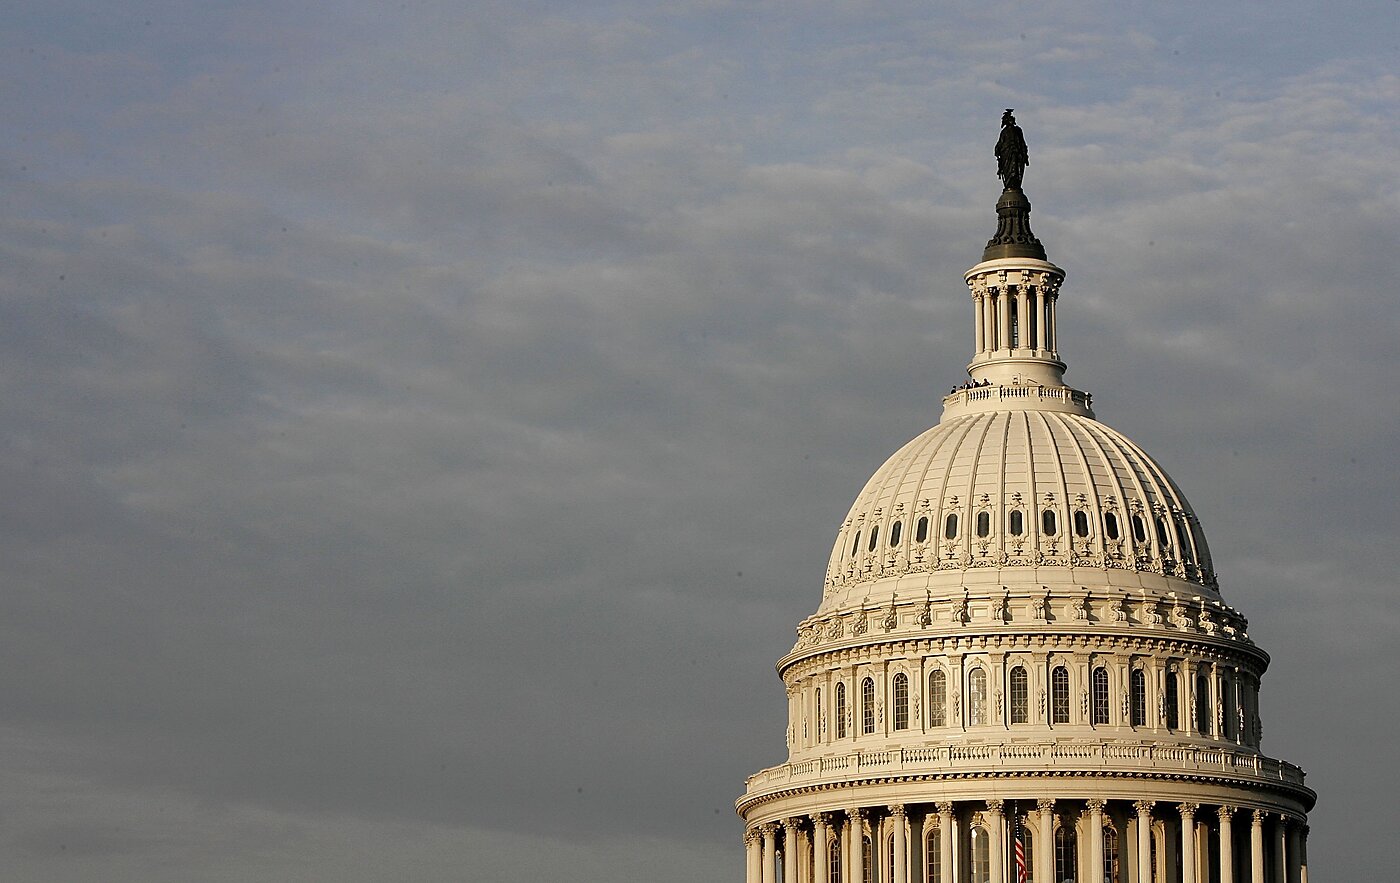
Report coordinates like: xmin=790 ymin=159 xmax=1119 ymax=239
xmin=736 ymin=116 xmax=1315 ymax=883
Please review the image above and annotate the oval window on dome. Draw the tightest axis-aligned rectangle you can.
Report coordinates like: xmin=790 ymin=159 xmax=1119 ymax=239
xmin=851 ymin=531 xmax=861 ymax=557
xmin=1131 ymin=514 xmax=1147 ymax=543
xmin=976 ymin=511 xmax=990 ymax=538
xmin=868 ymin=525 xmax=880 ymax=552
xmin=889 ymin=520 xmax=901 ymax=546
xmin=1041 ymin=509 xmax=1057 ymax=536
xmin=1104 ymin=512 xmax=1120 ymax=540
xmin=944 ymin=513 xmax=959 ymax=540
xmin=915 ymin=516 xmax=929 ymax=543
xmin=1073 ymin=510 xmax=1090 ymax=538
xmin=1009 ymin=510 xmax=1023 ymax=536
xmin=1156 ymin=518 xmax=1172 ymax=548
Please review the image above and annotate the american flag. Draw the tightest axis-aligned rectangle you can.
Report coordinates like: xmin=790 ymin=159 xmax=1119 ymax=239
xmin=1013 ymin=818 xmax=1028 ymax=883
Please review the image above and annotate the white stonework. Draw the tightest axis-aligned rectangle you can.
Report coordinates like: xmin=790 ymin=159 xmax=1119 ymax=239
xmin=737 ymin=160 xmax=1314 ymax=883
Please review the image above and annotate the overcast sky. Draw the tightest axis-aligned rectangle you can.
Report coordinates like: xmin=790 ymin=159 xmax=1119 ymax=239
xmin=1 ymin=1 xmax=1396 ymax=880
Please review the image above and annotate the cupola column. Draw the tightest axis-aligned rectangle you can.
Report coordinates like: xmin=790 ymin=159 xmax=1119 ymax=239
xmin=746 ymin=829 xmax=762 ymax=883
xmin=1218 ymin=806 xmax=1236 ymax=883
xmin=812 ymin=815 xmax=832 ymax=883
xmin=1272 ymin=818 xmax=1286 ymax=883
xmin=937 ymin=802 xmax=956 ymax=883
xmin=889 ymin=805 xmax=908 ymax=883
xmin=1034 ymin=286 xmax=1047 ymax=350
xmin=1134 ymin=801 xmax=1154 ymax=883
xmin=1250 ymin=811 xmax=1266 ymax=883
xmin=986 ymin=801 xmax=1005 ymax=883
xmin=1037 ymin=799 xmax=1056 ymax=883
xmin=974 ymin=291 xmax=987 ymax=354
xmin=847 ymin=809 xmax=865 ymax=883
xmin=1179 ymin=804 xmax=1199 ymax=883
xmin=761 ymin=823 xmax=778 ymax=883
xmin=996 ymin=289 xmax=1011 ymax=355
xmin=782 ymin=819 xmax=799 ymax=883
xmin=1088 ymin=800 xmax=1106 ymax=883
xmin=1015 ymin=286 xmax=1029 ymax=351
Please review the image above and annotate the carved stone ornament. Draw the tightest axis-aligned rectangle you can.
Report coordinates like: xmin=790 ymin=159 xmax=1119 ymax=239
xmin=919 ymin=598 xmax=933 ymax=628
xmin=881 ymin=600 xmax=898 ymax=632
xmin=827 ymin=618 xmax=844 ymax=639
xmin=951 ymin=597 xmax=968 ymax=625
xmin=852 ymin=613 xmax=869 ymax=636
xmin=994 ymin=690 xmax=1004 ymax=721
xmin=952 ymin=690 xmax=962 ymax=718
xmin=1032 ymin=592 xmax=1048 ymax=622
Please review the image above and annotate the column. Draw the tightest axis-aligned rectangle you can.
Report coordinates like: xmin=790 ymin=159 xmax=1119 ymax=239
xmin=986 ymin=801 xmax=1005 ymax=883
xmin=997 ymin=289 xmax=1010 ymax=353
xmin=1271 ymin=818 xmax=1286 ymax=883
xmin=784 ymin=819 xmax=800 ymax=883
xmin=1218 ymin=806 xmax=1235 ymax=883
xmin=1034 ymin=287 xmax=1046 ymax=350
xmin=1298 ymin=825 xmax=1309 ymax=883
xmin=1045 ymin=297 xmax=1056 ymax=351
xmin=938 ymin=802 xmax=956 ymax=883
xmin=848 ymin=809 xmax=864 ymax=883
xmin=974 ymin=294 xmax=986 ymax=354
xmin=1285 ymin=820 xmax=1302 ymax=883
xmin=1088 ymin=800 xmax=1106 ymax=883
xmin=762 ymin=823 xmax=778 ymax=883
xmin=1134 ymin=801 xmax=1153 ymax=883
xmin=1250 ymin=811 xmax=1265 ymax=883
xmin=983 ymin=293 xmax=997 ymax=352
xmin=890 ymin=805 xmax=908 ymax=883
xmin=1037 ymin=799 xmax=1055 ymax=883
xmin=1179 ymin=804 xmax=1198 ymax=883
xmin=746 ymin=829 xmax=762 ymax=883
xmin=813 ymin=815 xmax=831 ymax=883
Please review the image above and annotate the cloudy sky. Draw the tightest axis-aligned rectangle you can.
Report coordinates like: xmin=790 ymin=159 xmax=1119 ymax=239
xmin=1 ymin=1 xmax=1396 ymax=880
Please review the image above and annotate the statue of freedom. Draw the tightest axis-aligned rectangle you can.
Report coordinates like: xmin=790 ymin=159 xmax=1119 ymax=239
xmin=995 ymin=109 xmax=1029 ymax=191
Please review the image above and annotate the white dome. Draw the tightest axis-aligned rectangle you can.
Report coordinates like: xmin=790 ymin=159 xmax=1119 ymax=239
xmin=823 ymin=409 xmax=1216 ymax=606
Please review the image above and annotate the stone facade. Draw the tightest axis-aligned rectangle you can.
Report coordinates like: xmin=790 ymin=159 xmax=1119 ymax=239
xmin=737 ymin=139 xmax=1314 ymax=883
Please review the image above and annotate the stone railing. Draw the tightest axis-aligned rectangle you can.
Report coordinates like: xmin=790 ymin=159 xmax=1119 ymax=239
xmin=744 ymin=740 xmax=1306 ymax=794
xmin=941 ymin=385 xmax=1091 ymax=409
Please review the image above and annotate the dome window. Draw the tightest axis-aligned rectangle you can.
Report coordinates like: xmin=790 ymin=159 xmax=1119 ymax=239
xmin=860 ymin=677 xmax=876 ymax=735
xmin=889 ymin=520 xmax=901 ymax=547
xmin=1009 ymin=666 xmax=1029 ymax=724
xmin=835 ymin=682 xmax=848 ymax=739
xmin=944 ymin=513 xmax=959 ymax=540
xmin=1155 ymin=517 xmax=1172 ymax=548
xmin=1009 ymin=510 xmax=1024 ymax=536
xmin=1074 ymin=510 xmax=1090 ymax=537
xmin=1041 ymin=509 xmax=1058 ymax=536
xmin=1091 ymin=667 xmax=1110 ymax=725
xmin=1130 ymin=669 xmax=1147 ymax=727
xmin=1104 ymin=512 xmax=1120 ymax=540
xmin=927 ymin=670 xmax=947 ymax=727
xmin=1195 ymin=673 xmax=1211 ymax=735
xmin=1050 ymin=666 xmax=1070 ymax=724
xmin=1165 ymin=671 xmax=1180 ymax=731
xmin=915 ymin=516 xmax=929 ymax=543
xmin=851 ymin=531 xmax=861 ymax=557
xmin=892 ymin=673 xmax=909 ymax=731
xmin=867 ymin=525 xmax=880 ymax=552
xmin=1131 ymin=514 xmax=1147 ymax=543
xmin=976 ymin=511 xmax=990 ymax=538
xmin=968 ymin=668 xmax=987 ymax=726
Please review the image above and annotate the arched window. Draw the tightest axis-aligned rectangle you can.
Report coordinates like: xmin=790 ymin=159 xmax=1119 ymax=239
xmin=1131 ymin=514 xmax=1147 ymax=543
xmin=1156 ymin=517 xmax=1172 ymax=548
xmin=851 ymin=531 xmax=861 ymax=557
xmin=892 ymin=673 xmax=909 ymax=731
xmin=815 ymin=688 xmax=823 ymax=741
xmin=862 ymin=836 xmax=873 ymax=883
xmin=1051 ymin=666 xmax=1070 ymax=724
xmin=1104 ymin=824 xmax=1120 ymax=883
xmin=1074 ymin=510 xmax=1090 ymax=537
xmin=861 ymin=677 xmax=876 ymax=735
xmin=915 ymin=516 xmax=929 ymax=543
xmin=970 ymin=825 xmax=991 ymax=883
xmin=829 ymin=838 xmax=842 ymax=883
xmin=1104 ymin=511 xmax=1120 ymax=540
xmin=889 ymin=520 xmax=902 ymax=546
xmin=925 ymin=827 xmax=941 ymax=883
xmin=1009 ymin=666 xmax=1029 ymax=724
xmin=928 ymin=670 xmax=947 ymax=727
xmin=969 ymin=668 xmax=988 ymax=726
xmin=835 ymin=682 xmax=848 ymax=739
xmin=1009 ymin=510 xmax=1024 ymax=536
xmin=1131 ymin=669 xmax=1147 ymax=727
xmin=1092 ymin=666 xmax=1110 ymax=725
xmin=868 ymin=525 xmax=880 ymax=552
xmin=1042 ymin=509 xmax=1058 ymax=535
xmin=1165 ymin=671 xmax=1179 ymax=731
xmin=944 ymin=513 xmax=959 ymax=540
xmin=1222 ymin=679 xmax=1235 ymax=739
xmin=1196 ymin=673 xmax=1211 ymax=734
xmin=976 ymin=511 xmax=991 ymax=538
xmin=1054 ymin=824 xmax=1077 ymax=883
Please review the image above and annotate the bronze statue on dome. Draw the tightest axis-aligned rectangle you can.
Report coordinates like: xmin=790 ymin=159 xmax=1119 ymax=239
xmin=995 ymin=109 xmax=1029 ymax=191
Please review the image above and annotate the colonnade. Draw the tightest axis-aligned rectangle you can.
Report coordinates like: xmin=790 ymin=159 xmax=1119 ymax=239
xmin=744 ymin=798 xmax=1307 ymax=883
xmin=971 ymin=280 xmax=1056 ymax=357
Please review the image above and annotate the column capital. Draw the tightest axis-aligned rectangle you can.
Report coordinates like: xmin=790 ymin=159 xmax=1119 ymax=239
xmin=985 ymin=799 xmax=1004 ymax=816
xmin=847 ymin=807 xmax=866 ymax=823
xmin=782 ymin=817 xmax=802 ymax=832
xmin=761 ymin=822 xmax=781 ymax=836
xmin=1134 ymin=799 xmax=1154 ymax=817
xmin=1178 ymin=802 xmax=1199 ymax=818
xmin=746 ymin=828 xmax=762 ymax=846
xmin=936 ymin=801 xmax=956 ymax=816
xmin=1217 ymin=805 xmax=1236 ymax=822
xmin=1252 ymin=809 xmax=1267 ymax=826
xmin=1086 ymin=799 xmax=1106 ymax=814
xmin=1037 ymin=798 xmax=1056 ymax=813
xmin=815 ymin=812 xmax=837 ymax=828
xmin=888 ymin=804 xmax=907 ymax=819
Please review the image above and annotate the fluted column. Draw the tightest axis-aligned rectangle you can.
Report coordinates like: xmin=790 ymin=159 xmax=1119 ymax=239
xmin=1285 ymin=820 xmax=1302 ymax=883
xmin=889 ymin=805 xmax=908 ymax=883
xmin=1015 ymin=287 xmax=1029 ymax=350
xmin=1179 ymin=804 xmax=1198 ymax=883
xmin=1134 ymin=801 xmax=1153 ymax=883
xmin=983 ymin=293 xmax=996 ymax=352
xmin=1088 ymin=800 xmax=1106 ymax=883
xmin=1217 ymin=806 xmax=1235 ymax=883
xmin=762 ymin=823 xmax=779 ymax=883
xmin=783 ymin=819 xmax=799 ymax=883
xmin=813 ymin=815 xmax=831 ymax=883
xmin=1034 ymin=287 xmax=1046 ymax=350
xmin=997 ymin=289 xmax=1010 ymax=353
xmin=938 ymin=802 xmax=955 ymax=883
xmin=974 ymin=294 xmax=986 ymax=354
xmin=986 ymin=801 xmax=1005 ymax=883
xmin=747 ymin=829 xmax=762 ymax=883
xmin=1250 ymin=811 xmax=1265 ymax=883
xmin=1037 ymin=799 xmax=1055 ymax=883
xmin=1271 ymin=818 xmax=1286 ymax=883
xmin=848 ymin=809 xmax=865 ymax=883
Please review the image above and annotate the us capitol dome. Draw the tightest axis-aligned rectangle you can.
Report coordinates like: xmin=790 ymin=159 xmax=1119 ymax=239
xmin=737 ymin=113 xmax=1314 ymax=883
